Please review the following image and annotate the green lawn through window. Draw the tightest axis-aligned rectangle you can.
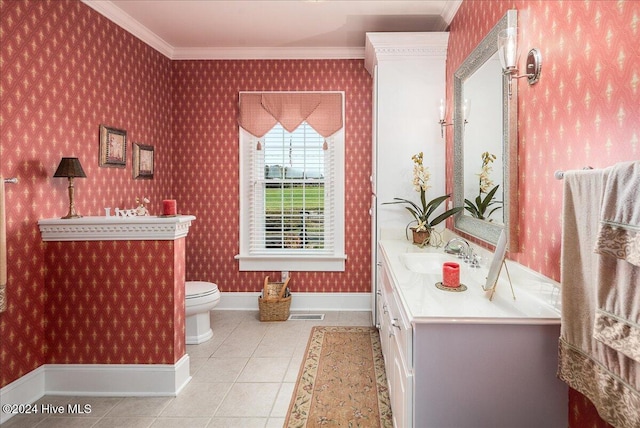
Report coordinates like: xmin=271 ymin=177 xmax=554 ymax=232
xmin=264 ymin=185 xmax=324 ymax=211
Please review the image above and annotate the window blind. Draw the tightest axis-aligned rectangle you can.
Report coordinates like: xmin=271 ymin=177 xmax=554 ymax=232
xmin=249 ymin=122 xmax=335 ymax=255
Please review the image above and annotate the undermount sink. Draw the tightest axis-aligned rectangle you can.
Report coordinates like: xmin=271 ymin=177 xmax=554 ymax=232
xmin=399 ymin=252 xmax=461 ymax=274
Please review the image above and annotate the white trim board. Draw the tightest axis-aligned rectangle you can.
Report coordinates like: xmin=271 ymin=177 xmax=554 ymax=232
xmin=216 ymin=292 xmax=372 ymax=312
xmin=0 ymin=356 xmax=191 ymax=424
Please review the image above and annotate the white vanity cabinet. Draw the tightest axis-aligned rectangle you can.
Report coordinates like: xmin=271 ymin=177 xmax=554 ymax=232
xmin=377 ymin=240 xmax=568 ymax=428
xmin=378 ymin=258 xmax=413 ymax=428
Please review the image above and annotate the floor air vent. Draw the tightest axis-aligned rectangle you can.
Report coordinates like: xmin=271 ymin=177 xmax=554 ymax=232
xmin=288 ymin=314 xmax=325 ymax=321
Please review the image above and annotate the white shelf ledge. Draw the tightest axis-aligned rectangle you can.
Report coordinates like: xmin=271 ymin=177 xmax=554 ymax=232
xmin=38 ymin=215 xmax=196 ymax=241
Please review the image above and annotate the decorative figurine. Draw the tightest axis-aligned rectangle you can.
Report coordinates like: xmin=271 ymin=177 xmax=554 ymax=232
xmin=135 ymin=197 xmax=150 ymax=216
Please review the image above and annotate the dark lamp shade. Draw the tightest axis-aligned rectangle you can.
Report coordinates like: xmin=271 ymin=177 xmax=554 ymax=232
xmin=53 ymin=157 xmax=87 ymax=178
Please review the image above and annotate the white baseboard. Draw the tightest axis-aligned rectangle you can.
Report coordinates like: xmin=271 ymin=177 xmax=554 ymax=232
xmin=45 ymin=354 xmax=191 ymax=396
xmin=0 ymin=366 xmax=46 ymax=424
xmin=215 ymin=292 xmax=372 ymax=311
xmin=0 ymin=356 xmax=191 ymax=424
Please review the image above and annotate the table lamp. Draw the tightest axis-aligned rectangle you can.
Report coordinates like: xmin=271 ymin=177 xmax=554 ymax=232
xmin=53 ymin=157 xmax=87 ymax=219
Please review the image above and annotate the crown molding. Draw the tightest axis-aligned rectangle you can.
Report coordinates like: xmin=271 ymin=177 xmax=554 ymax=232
xmin=38 ymin=215 xmax=196 ymax=241
xmin=81 ymin=0 xmax=174 ymax=58
xmin=364 ymin=32 xmax=450 ymax=74
xmin=172 ymin=46 xmax=365 ymax=60
xmin=441 ymin=0 xmax=463 ymax=26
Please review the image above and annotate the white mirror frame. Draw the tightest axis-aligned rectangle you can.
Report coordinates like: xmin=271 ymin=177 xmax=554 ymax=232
xmin=453 ymin=9 xmax=519 ymax=250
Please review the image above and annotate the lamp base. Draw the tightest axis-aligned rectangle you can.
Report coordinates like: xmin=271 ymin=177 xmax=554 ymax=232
xmin=61 ymin=214 xmax=82 ymax=219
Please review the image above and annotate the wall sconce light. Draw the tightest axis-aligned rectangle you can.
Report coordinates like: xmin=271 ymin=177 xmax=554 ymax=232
xmin=438 ymin=99 xmax=469 ymax=138
xmin=497 ymin=27 xmax=542 ymax=98
xmin=438 ymin=99 xmax=452 ymax=137
xmin=53 ymin=157 xmax=87 ymax=219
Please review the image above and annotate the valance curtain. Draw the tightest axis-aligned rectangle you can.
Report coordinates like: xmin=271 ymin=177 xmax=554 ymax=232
xmin=238 ymin=92 xmax=343 ymax=138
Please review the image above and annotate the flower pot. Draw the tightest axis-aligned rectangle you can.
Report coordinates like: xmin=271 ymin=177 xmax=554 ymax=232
xmin=410 ymin=227 xmax=431 ymax=246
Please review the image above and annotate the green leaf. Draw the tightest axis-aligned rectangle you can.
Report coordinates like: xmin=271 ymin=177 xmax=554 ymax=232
xmin=464 ymin=199 xmax=481 ymax=218
xmin=428 ymin=206 xmax=463 ymax=227
xmin=424 ymin=194 xmax=450 ymax=220
xmin=478 ymin=185 xmax=500 ymax=211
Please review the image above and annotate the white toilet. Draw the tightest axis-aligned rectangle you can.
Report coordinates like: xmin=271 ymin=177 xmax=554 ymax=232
xmin=185 ymin=281 xmax=221 ymax=345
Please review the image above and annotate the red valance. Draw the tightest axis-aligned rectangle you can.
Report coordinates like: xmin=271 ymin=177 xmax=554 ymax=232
xmin=238 ymin=92 xmax=343 ymax=138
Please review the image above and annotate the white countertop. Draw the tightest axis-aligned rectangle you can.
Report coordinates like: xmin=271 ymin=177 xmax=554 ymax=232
xmin=379 ymin=239 xmax=561 ymax=325
xmin=38 ymin=215 xmax=196 ymax=241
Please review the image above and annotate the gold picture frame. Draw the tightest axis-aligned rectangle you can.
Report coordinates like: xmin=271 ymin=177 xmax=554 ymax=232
xmin=99 ymin=124 xmax=127 ymax=168
xmin=132 ymin=143 xmax=154 ymax=179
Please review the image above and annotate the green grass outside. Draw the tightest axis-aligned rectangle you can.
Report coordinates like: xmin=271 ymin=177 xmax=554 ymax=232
xmin=265 ymin=185 xmax=324 ymax=211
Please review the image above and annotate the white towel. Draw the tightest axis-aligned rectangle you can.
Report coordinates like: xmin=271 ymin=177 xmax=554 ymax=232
xmin=595 ymin=160 xmax=640 ymax=266
xmin=0 ymin=175 xmax=6 ymax=313
xmin=592 ymin=161 xmax=640 ymax=364
xmin=557 ymin=168 xmax=640 ymax=428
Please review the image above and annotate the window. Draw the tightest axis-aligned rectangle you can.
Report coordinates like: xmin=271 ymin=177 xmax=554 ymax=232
xmin=236 ymin=92 xmax=345 ymax=272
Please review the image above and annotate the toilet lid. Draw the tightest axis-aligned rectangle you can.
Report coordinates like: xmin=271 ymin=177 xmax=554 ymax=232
xmin=186 ymin=281 xmax=219 ymax=299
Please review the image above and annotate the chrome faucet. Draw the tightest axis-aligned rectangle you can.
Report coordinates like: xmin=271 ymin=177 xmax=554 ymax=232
xmin=444 ymin=237 xmax=473 ymax=262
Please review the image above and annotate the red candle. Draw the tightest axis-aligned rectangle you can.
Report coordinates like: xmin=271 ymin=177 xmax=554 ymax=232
xmin=162 ymin=199 xmax=177 ymax=216
xmin=442 ymin=262 xmax=460 ymax=288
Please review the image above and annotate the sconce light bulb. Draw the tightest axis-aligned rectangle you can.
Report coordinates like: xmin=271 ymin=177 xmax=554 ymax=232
xmin=498 ymin=27 xmax=518 ymax=71
xmin=439 ymin=99 xmax=446 ymax=121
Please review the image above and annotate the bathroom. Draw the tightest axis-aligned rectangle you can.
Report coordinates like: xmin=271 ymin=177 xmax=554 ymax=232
xmin=1 ymin=0 xmax=638 ymax=427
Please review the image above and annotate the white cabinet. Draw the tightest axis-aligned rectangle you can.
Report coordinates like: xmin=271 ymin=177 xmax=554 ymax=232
xmin=378 ymin=259 xmax=413 ymax=428
xmin=377 ymin=241 xmax=568 ymax=428
xmin=365 ymin=32 xmax=449 ymax=328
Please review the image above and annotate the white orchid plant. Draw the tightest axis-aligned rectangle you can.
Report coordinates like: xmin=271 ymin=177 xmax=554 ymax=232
xmin=384 ymin=152 xmax=462 ymax=233
xmin=464 ymin=152 xmax=502 ymax=221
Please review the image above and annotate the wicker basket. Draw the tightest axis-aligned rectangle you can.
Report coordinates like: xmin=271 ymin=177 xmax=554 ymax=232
xmin=258 ymin=276 xmax=291 ymax=322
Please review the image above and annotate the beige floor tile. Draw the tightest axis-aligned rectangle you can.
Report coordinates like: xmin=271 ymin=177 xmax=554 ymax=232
xmin=65 ymin=397 xmax=123 ymax=418
xmin=206 ymin=417 xmax=267 ymax=427
xmin=29 ymin=416 xmax=101 ymax=427
xmin=186 ymin=338 xmax=223 ymax=359
xmin=106 ymin=397 xmax=172 ymax=417
xmin=338 ymin=311 xmax=372 ymax=325
xmin=284 ymin=354 xmax=304 ymax=383
xmin=214 ymin=383 xmax=280 ymax=417
xmin=1 ymin=413 xmax=49 ymax=428
xmin=270 ymin=383 xmax=295 ymax=418
xmin=160 ymin=382 xmax=232 ymax=417
xmin=188 ymin=356 xmax=209 ymax=375
xmin=266 ymin=418 xmax=286 ymax=428
xmin=191 ymin=357 xmax=248 ymax=383
xmin=151 ymin=417 xmax=211 ymax=427
xmin=236 ymin=357 xmax=290 ymax=383
xmin=92 ymin=416 xmax=155 ymax=427
xmin=254 ymin=333 xmax=298 ymax=357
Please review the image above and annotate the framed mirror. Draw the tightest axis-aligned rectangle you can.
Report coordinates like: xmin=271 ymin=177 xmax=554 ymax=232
xmin=453 ymin=9 xmax=519 ymax=250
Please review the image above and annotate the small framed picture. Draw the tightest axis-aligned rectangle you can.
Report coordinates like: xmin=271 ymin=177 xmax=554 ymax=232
xmin=99 ymin=124 xmax=127 ymax=168
xmin=133 ymin=143 xmax=154 ymax=179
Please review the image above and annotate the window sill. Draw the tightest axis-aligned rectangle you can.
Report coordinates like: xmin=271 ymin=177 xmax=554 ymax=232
xmin=234 ymin=254 xmax=347 ymax=272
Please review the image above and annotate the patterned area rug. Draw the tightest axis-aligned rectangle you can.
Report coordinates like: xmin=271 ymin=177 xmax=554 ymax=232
xmin=285 ymin=326 xmax=393 ymax=427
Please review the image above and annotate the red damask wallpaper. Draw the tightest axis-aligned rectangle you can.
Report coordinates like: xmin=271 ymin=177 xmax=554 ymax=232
xmin=172 ymin=60 xmax=372 ymax=292
xmin=0 ymin=0 xmax=173 ymax=386
xmin=446 ymin=1 xmax=639 ymax=427
xmin=1 ymin=1 xmax=637 ymax=426
xmin=44 ymin=239 xmax=185 ymax=364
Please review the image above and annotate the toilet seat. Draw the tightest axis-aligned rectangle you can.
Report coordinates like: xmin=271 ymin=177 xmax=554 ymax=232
xmin=186 ymin=281 xmax=219 ymax=299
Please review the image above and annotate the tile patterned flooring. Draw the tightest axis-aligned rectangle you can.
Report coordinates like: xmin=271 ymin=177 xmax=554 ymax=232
xmin=3 ymin=310 xmax=372 ymax=428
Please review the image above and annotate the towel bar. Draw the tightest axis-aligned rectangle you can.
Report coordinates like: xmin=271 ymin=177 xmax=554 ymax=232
xmin=554 ymin=167 xmax=593 ymax=180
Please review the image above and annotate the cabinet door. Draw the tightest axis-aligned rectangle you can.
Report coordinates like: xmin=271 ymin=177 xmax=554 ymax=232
xmin=391 ymin=329 xmax=413 ymax=428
